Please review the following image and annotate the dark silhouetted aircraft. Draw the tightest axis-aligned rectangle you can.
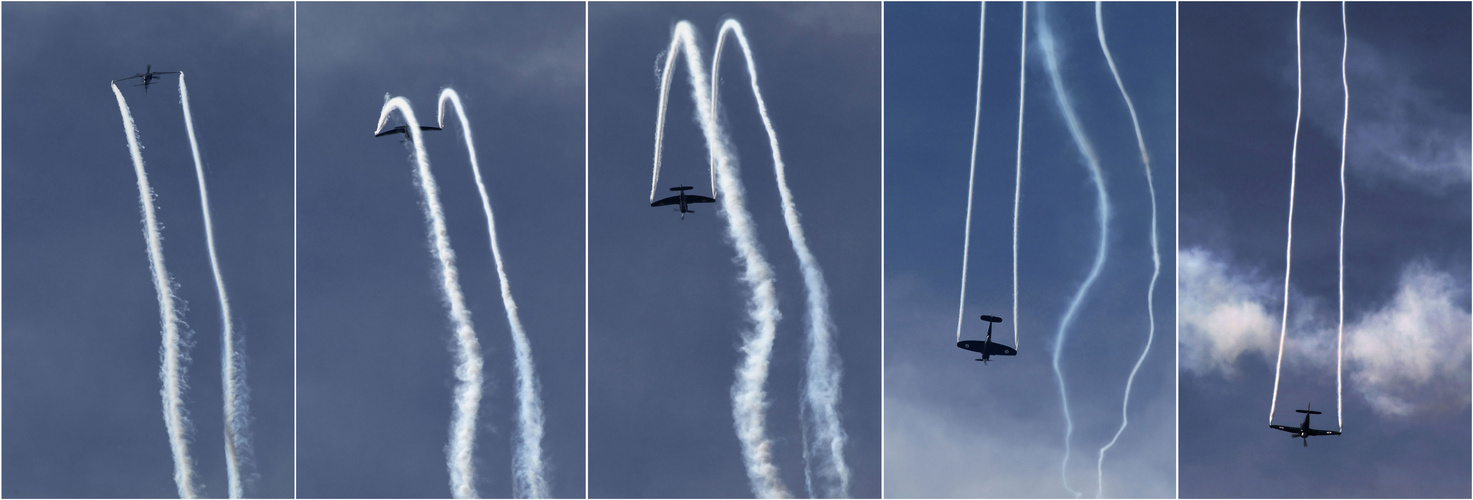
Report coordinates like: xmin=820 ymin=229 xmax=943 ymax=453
xmin=957 ymin=315 xmax=1016 ymax=364
xmin=116 ymin=64 xmax=179 ymax=92
xmin=375 ymin=125 xmax=443 ymax=141
xmin=1270 ymin=404 xmax=1341 ymax=447
xmin=651 ymin=185 xmax=715 ymax=220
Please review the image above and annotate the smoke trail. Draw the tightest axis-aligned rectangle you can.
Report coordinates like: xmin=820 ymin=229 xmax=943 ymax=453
xmin=437 ymin=89 xmax=550 ymax=498
xmin=957 ymin=2 xmax=987 ymax=345
xmin=711 ymin=19 xmax=849 ymax=498
xmin=375 ymin=98 xmax=484 ymax=499
xmin=1269 ymin=0 xmax=1302 ymax=426
xmin=1038 ymin=6 xmax=1111 ymax=497
xmin=1012 ymin=2 xmax=1029 ymax=348
xmin=651 ymin=21 xmax=790 ymax=498
xmin=1336 ymin=0 xmax=1348 ymax=432
xmin=178 ymin=73 xmax=254 ymax=499
xmin=112 ymin=82 xmax=198 ymax=499
xmin=1090 ymin=3 xmax=1158 ymax=497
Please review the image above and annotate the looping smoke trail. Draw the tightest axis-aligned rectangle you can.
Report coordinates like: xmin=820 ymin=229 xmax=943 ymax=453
xmin=178 ymin=73 xmax=254 ymax=499
xmin=652 ymin=21 xmax=790 ymax=499
xmin=113 ymin=82 xmax=198 ymax=499
xmin=1336 ymin=0 xmax=1348 ymax=433
xmin=437 ymin=88 xmax=550 ymax=498
xmin=1090 ymin=4 xmax=1159 ymax=497
xmin=376 ymin=98 xmax=485 ymax=499
xmin=711 ymin=19 xmax=849 ymax=498
xmin=1039 ymin=6 xmax=1112 ymax=497
xmin=1012 ymin=2 xmax=1029 ymax=348
xmin=1269 ymin=0 xmax=1302 ymax=426
xmin=957 ymin=2 xmax=987 ymax=345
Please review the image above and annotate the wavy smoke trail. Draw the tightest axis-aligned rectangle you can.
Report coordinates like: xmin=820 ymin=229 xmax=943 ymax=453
xmin=437 ymin=88 xmax=550 ymax=498
xmin=958 ymin=2 xmax=987 ymax=345
xmin=1269 ymin=0 xmax=1302 ymax=426
xmin=1336 ymin=0 xmax=1348 ymax=432
xmin=1012 ymin=2 xmax=1029 ymax=348
xmin=178 ymin=73 xmax=254 ymax=499
xmin=651 ymin=21 xmax=790 ymax=498
xmin=710 ymin=19 xmax=850 ymax=499
xmin=1038 ymin=6 xmax=1112 ymax=497
xmin=375 ymin=98 xmax=485 ymax=499
xmin=113 ymin=81 xmax=198 ymax=499
xmin=1090 ymin=4 xmax=1159 ymax=497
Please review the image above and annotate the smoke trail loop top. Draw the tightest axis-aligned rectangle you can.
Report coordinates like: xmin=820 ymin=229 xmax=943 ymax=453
xmin=376 ymin=97 xmax=485 ymax=499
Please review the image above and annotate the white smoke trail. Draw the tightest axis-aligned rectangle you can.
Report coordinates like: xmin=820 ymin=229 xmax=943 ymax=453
xmin=112 ymin=82 xmax=198 ymax=499
xmin=437 ymin=88 xmax=550 ymax=498
xmin=1090 ymin=3 xmax=1158 ymax=497
xmin=1336 ymin=0 xmax=1348 ymax=432
xmin=957 ymin=2 xmax=987 ymax=345
xmin=711 ymin=19 xmax=849 ymax=498
xmin=1269 ymin=0 xmax=1302 ymax=426
xmin=375 ymin=98 xmax=484 ymax=499
xmin=651 ymin=21 xmax=790 ymax=499
xmin=1012 ymin=2 xmax=1029 ymax=348
xmin=1038 ymin=6 xmax=1111 ymax=497
xmin=178 ymin=73 xmax=253 ymax=499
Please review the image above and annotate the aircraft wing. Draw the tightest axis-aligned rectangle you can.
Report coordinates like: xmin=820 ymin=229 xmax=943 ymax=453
xmin=375 ymin=126 xmax=406 ymax=138
xmin=651 ymin=195 xmax=681 ymax=207
xmin=117 ymin=74 xmax=143 ymax=81
xmin=158 ymin=71 xmax=180 ymax=75
xmin=1305 ymin=428 xmax=1341 ymax=436
xmin=956 ymin=340 xmax=1016 ymax=356
xmin=685 ymin=195 xmax=716 ymax=204
xmin=1269 ymin=424 xmax=1302 ymax=434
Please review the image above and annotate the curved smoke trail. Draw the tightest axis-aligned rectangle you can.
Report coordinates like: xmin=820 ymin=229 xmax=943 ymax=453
xmin=1336 ymin=0 xmax=1348 ymax=432
xmin=375 ymin=98 xmax=485 ymax=499
xmin=1039 ymin=6 xmax=1111 ymax=497
xmin=1012 ymin=2 xmax=1029 ymax=348
xmin=652 ymin=21 xmax=790 ymax=498
xmin=958 ymin=2 xmax=987 ymax=345
xmin=437 ymin=88 xmax=550 ymax=498
xmin=113 ymin=82 xmax=198 ymax=499
xmin=178 ymin=73 xmax=254 ymax=499
xmin=711 ymin=19 xmax=849 ymax=498
xmin=1269 ymin=1 xmax=1302 ymax=426
xmin=1090 ymin=4 xmax=1158 ymax=497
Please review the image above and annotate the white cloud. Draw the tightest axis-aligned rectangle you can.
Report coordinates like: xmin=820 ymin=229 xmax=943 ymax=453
xmin=1179 ymin=247 xmax=1280 ymax=376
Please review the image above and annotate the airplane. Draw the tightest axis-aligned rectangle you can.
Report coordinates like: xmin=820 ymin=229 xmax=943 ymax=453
xmin=956 ymin=315 xmax=1016 ymax=364
xmin=375 ymin=124 xmax=443 ymax=141
xmin=1270 ymin=404 xmax=1341 ymax=447
xmin=650 ymin=185 xmax=715 ymax=220
xmin=115 ymin=64 xmax=179 ymax=92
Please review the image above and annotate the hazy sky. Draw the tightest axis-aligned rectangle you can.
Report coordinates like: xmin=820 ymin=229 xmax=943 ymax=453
xmin=885 ymin=2 xmax=1177 ymax=497
xmin=1179 ymin=2 xmax=1470 ymax=497
xmin=3 ymin=2 xmax=294 ymax=497
xmin=587 ymin=3 xmax=882 ymax=498
xmin=295 ymin=3 xmax=585 ymax=498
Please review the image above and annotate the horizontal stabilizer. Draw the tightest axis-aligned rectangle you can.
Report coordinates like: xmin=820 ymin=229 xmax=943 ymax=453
xmin=669 ymin=185 xmax=694 ymax=192
xmin=1296 ymin=409 xmax=1322 ymax=415
xmin=979 ymin=315 xmax=1003 ymax=323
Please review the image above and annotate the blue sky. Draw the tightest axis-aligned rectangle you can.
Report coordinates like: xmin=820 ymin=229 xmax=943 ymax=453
xmin=885 ymin=2 xmax=1176 ymax=497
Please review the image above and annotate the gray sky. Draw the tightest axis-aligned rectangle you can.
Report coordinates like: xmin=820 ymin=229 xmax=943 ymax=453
xmin=3 ymin=2 xmax=294 ymax=497
xmin=295 ymin=3 xmax=585 ymax=498
xmin=885 ymin=2 xmax=1177 ymax=497
xmin=1179 ymin=2 xmax=1470 ymax=497
xmin=588 ymin=3 xmax=881 ymax=498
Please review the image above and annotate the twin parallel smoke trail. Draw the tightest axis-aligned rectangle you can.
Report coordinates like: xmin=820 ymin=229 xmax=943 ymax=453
xmin=113 ymin=81 xmax=198 ymax=499
xmin=374 ymin=98 xmax=485 ymax=499
xmin=436 ymin=89 xmax=549 ymax=498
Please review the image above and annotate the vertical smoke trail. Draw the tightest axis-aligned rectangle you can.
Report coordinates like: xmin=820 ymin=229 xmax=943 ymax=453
xmin=711 ymin=19 xmax=849 ymax=498
xmin=178 ymin=73 xmax=253 ymax=499
xmin=112 ymin=82 xmax=198 ymax=499
xmin=1091 ymin=3 xmax=1159 ymax=497
xmin=375 ymin=98 xmax=484 ymax=499
xmin=1012 ymin=2 xmax=1029 ymax=348
xmin=957 ymin=2 xmax=987 ymax=345
xmin=1039 ymin=6 xmax=1111 ymax=497
xmin=1269 ymin=0 xmax=1302 ymax=426
xmin=651 ymin=21 xmax=790 ymax=499
xmin=437 ymin=89 xmax=550 ymax=498
xmin=1336 ymin=0 xmax=1348 ymax=432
